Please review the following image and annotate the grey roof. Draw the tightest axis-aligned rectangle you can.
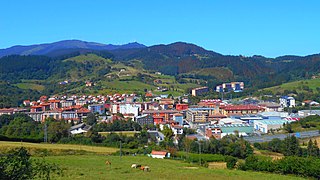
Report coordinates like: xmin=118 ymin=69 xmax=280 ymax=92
xmin=70 ymin=123 xmax=92 ymax=131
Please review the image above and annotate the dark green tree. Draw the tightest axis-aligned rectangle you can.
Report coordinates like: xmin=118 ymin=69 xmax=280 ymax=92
xmin=85 ymin=113 xmax=97 ymax=126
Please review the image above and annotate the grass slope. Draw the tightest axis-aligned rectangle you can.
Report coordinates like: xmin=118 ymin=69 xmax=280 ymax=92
xmin=0 ymin=141 xmax=304 ymax=179
xmin=14 ymin=83 xmax=45 ymax=91
xmin=264 ymin=78 xmax=320 ymax=94
xmin=42 ymin=155 xmax=304 ymax=180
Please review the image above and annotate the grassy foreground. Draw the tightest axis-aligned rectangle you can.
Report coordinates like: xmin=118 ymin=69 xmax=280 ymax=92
xmin=41 ymin=155 xmax=305 ymax=180
xmin=0 ymin=141 xmax=305 ymax=179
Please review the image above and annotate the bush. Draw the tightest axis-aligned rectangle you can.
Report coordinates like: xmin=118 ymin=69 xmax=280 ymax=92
xmin=238 ymin=155 xmax=320 ymax=179
xmin=0 ymin=147 xmax=62 ymax=180
xmin=225 ymin=156 xmax=237 ymax=169
xmin=253 ymin=142 xmax=262 ymax=149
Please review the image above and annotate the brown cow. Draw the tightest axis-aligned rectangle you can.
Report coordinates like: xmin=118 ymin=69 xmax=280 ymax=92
xmin=105 ymin=160 xmax=111 ymax=169
xmin=140 ymin=166 xmax=150 ymax=172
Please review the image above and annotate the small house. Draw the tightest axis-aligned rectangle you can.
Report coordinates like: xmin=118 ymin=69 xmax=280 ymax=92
xmin=150 ymin=150 xmax=170 ymax=159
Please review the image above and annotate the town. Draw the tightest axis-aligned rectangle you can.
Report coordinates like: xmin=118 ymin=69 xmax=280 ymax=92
xmin=1 ymin=83 xmax=318 ymax=143
xmin=2 ymin=1 xmax=320 ymax=178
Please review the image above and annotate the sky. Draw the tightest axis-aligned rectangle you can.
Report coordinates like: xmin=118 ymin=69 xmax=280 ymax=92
xmin=0 ymin=0 xmax=319 ymax=57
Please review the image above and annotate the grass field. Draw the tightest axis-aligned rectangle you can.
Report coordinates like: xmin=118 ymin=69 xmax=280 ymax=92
xmin=41 ymin=155 xmax=305 ymax=180
xmin=0 ymin=141 xmax=117 ymax=154
xmin=264 ymin=78 xmax=320 ymax=94
xmin=98 ymin=131 xmax=140 ymax=137
xmin=101 ymin=80 xmax=156 ymax=93
xmin=0 ymin=141 xmax=305 ymax=179
xmin=14 ymin=82 xmax=45 ymax=91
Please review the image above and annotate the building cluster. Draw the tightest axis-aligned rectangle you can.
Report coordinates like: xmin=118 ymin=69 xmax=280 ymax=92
xmin=191 ymin=86 xmax=209 ymax=96
xmin=216 ymin=82 xmax=244 ymax=92
xmin=0 ymin=90 xmax=307 ymax=141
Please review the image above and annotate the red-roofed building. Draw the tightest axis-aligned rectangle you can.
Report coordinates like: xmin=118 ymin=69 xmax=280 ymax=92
xmin=23 ymin=100 xmax=30 ymax=106
xmin=40 ymin=103 xmax=51 ymax=111
xmin=0 ymin=108 xmax=14 ymax=115
xmin=176 ymin=104 xmax=188 ymax=111
xmin=30 ymin=106 xmax=43 ymax=113
xmin=48 ymin=99 xmax=60 ymax=109
xmin=76 ymin=108 xmax=90 ymax=120
xmin=145 ymin=92 xmax=153 ymax=97
xmin=220 ymin=105 xmax=264 ymax=115
xmin=151 ymin=150 xmax=169 ymax=159
xmin=143 ymin=110 xmax=179 ymax=124
xmin=171 ymin=124 xmax=184 ymax=135
xmin=205 ymin=127 xmax=222 ymax=139
xmin=39 ymin=96 xmax=48 ymax=102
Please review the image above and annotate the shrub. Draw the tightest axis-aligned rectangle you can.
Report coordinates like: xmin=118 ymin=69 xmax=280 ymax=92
xmin=225 ymin=156 xmax=237 ymax=169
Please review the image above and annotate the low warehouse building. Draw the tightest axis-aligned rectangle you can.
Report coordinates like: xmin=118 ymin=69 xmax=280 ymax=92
xmin=254 ymin=119 xmax=290 ymax=133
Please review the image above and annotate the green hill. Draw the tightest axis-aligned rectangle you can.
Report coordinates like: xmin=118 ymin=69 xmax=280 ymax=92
xmin=263 ymin=78 xmax=320 ymax=94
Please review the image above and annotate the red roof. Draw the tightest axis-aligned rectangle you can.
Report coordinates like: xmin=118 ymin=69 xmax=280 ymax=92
xmin=77 ymin=108 xmax=90 ymax=113
xmin=48 ymin=99 xmax=60 ymax=103
xmin=221 ymin=105 xmax=263 ymax=111
xmin=31 ymin=106 xmax=42 ymax=108
xmin=151 ymin=150 xmax=167 ymax=156
xmin=0 ymin=108 xmax=14 ymax=113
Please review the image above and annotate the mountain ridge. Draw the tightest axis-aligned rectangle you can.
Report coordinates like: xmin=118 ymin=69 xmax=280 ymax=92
xmin=0 ymin=40 xmax=146 ymax=57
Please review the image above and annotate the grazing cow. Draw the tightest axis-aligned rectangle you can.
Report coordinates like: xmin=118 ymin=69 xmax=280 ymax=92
xmin=105 ymin=160 xmax=111 ymax=169
xmin=131 ymin=164 xmax=141 ymax=168
xmin=140 ymin=166 xmax=150 ymax=172
xmin=143 ymin=166 xmax=150 ymax=172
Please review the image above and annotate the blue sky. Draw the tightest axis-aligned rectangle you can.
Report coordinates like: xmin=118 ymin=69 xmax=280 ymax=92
xmin=0 ymin=0 xmax=319 ymax=57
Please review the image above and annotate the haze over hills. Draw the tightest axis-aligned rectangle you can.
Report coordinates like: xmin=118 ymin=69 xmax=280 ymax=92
xmin=0 ymin=40 xmax=146 ymax=57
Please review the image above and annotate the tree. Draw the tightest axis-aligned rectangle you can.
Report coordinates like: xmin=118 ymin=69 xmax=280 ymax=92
xmin=0 ymin=147 xmax=62 ymax=180
xmin=162 ymin=126 xmax=173 ymax=141
xmin=46 ymin=119 xmax=70 ymax=143
xmin=283 ymin=135 xmax=300 ymax=156
xmin=284 ymin=122 xmax=293 ymax=133
xmin=85 ymin=113 xmax=97 ymax=126
xmin=183 ymin=138 xmax=193 ymax=159
xmin=225 ymin=156 xmax=237 ymax=169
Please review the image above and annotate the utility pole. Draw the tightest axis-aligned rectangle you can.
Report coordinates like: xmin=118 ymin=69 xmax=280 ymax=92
xmin=120 ymin=141 xmax=122 ymax=159
xmin=198 ymin=142 xmax=201 ymax=165
xmin=44 ymin=122 xmax=48 ymax=143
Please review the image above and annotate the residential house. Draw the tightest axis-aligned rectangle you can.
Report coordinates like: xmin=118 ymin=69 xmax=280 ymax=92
xmin=176 ymin=104 xmax=188 ymax=111
xmin=173 ymin=113 xmax=183 ymax=125
xmin=186 ymin=108 xmax=215 ymax=123
xmin=150 ymin=150 xmax=170 ymax=159
xmin=279 ymin=96 xmax=295 ymax=108
xmin=298 ymin=110 xmax=320 ymax=118
xmin=216 ymin=82 xmax=244 ymax=92
xmin=171 ymin=124 xmax=184 ymax=135
xmin=191 ymin=87 xmax=209 ymax=96
xmin=136 ymin=114 xmax=154 ymax=126
xmin=88 ymin=104 xmax=105 ymax=115
xmin=69 ymin=123 xmax=92 ymax=135
xmin=219 ymin=105 xmax=265 ymax=116
xmin=142 ymin=110 xmax=179 ymax=124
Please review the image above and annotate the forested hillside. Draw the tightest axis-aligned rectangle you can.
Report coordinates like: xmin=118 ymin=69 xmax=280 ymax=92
xmin=1 ymin=40 xmax=320 ymax=107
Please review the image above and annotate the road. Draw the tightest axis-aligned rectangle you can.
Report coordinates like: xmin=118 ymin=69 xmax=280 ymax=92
xmin=243 ymin=130 xmax=320 ymax=143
